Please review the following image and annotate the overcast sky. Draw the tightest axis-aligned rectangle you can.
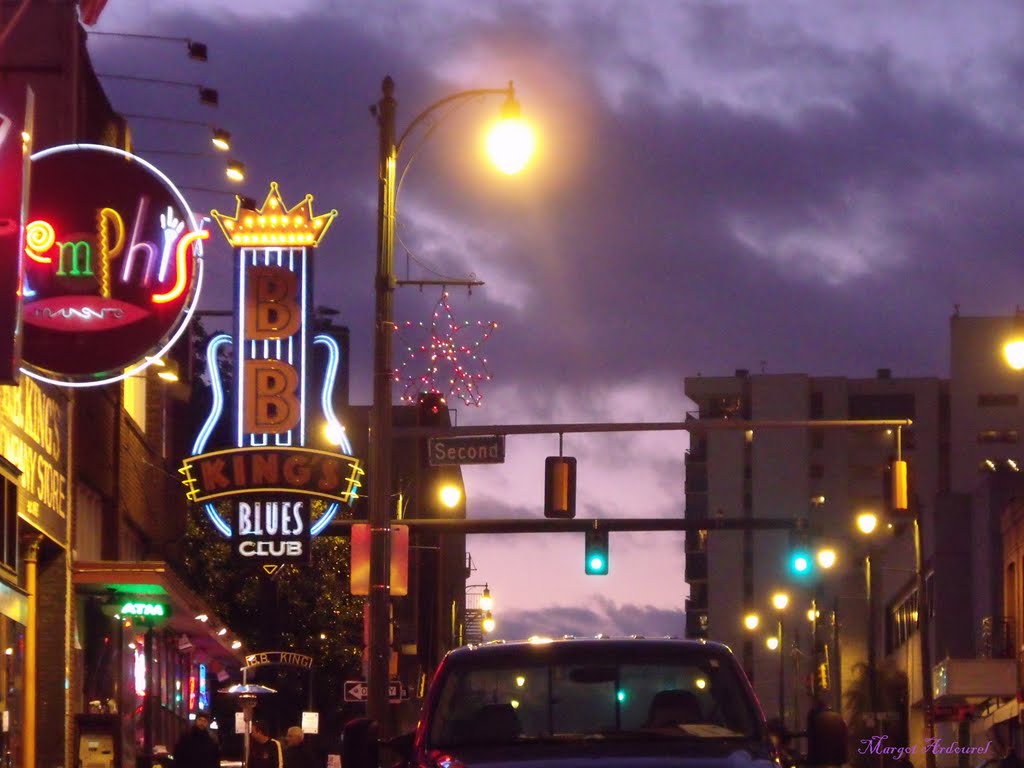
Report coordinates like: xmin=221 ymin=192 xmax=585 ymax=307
xmin=87 ymin=1 xmax=1024 ymax=641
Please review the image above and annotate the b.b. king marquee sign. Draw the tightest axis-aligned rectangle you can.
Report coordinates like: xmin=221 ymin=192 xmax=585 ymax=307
xmin=180 ymin=184 xmax=362 ymax=572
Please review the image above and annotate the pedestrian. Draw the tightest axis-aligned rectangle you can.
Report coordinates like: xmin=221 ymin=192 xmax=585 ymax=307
xmin=172 ymin=710 xmax=219 ymax=768
xmin=283 ymin=726 xmax=318 ymax=768
xmin=248 ymin=720 xmax=284 ymax=768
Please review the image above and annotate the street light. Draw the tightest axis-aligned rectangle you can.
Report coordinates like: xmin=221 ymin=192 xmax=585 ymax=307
xmin=743 ymin=613 xmax=760 ymax=631
xmin=856 ymin=512 xmax=879 ymax=535
xmin=479 ymin=584 xmax=493 ymax=612
xmin=766 ymin=636 xmax=780 ymax=651
xmin=97 ymin=74 xmax=220 ymax=105
xmin=87 ymin=30 xmax=209 ymax=61
xmin=770 ymin=591 xmax=789 ymax=727
xmin=482 ymin=611 xmax=496 ymax=634
xmin=367 ymin=75 xmax=534 ymax=726
xmin=120 ymin=113 xmax=231 ymax=150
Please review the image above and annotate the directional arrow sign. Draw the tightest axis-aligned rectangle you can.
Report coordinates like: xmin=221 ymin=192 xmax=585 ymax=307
xmin=344 ymin=680 xmax=406 ymax=703
xmin=344 ymin=681 xmax=368 ymax=702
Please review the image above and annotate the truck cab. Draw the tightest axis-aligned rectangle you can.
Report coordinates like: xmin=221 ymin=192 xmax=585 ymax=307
xmin=343 ymin=637 xmax=847 ymax=768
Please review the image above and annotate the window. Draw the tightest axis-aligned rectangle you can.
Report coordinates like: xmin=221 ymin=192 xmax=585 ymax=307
xmin=0 ymin=469 xmax=16 ymax=573
xmin=123 ymin=373 xmax=147 ymax=432
xmin=809 ymin=391 xmax=824 ymax=419
xmin=848 ymin=394 xmax=915 ymax=420
xmin=977 ymin=430 xmax=1019 ymax=444
xmin=978 ymin=394 xmax=1019 ymax=407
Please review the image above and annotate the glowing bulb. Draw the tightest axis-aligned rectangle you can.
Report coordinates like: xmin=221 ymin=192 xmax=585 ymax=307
xmin=766 ymin=636 xmax=780 ymax=651
xmin=857 ymin=513 xmax=879 ymax=535
xmin=486 ymin=115 xmax=535 ymax=175
xmin=1006 ymin=340 xmax=1024 ymax=370
xmin=479 ymin=586 xmax=493 ymax=612
xmin=482 ymin=611 xmax=496 ymax=633
xmin=772 ymin=592 xmax=790 ymax=611
xmin=439 ymin=484 xmax=462 ymax=509
xmin=743 ymin=613 xmax=759 ymax=631
xmin=817 ymin=549 xmax=837 ymax=569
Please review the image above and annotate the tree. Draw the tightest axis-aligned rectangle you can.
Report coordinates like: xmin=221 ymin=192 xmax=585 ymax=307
xmin=842 ymin=660 xmax=909 ymax=768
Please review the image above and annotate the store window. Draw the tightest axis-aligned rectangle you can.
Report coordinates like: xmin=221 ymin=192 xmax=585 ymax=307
xmin=0 ymin=471 xmax=16 ymax=573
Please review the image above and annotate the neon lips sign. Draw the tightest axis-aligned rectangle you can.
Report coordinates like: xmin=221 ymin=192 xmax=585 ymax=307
xmin=20 ymin=144 xmax=207 ymax=386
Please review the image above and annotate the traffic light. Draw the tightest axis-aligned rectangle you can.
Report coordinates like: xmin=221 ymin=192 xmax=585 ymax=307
xmin=787 ymin=528 xmax=814 ymax=578
xmin=544 ymin=456 xmax=576 ymax=518
xmin=585 ymin=528 xmax=609 ymax=575
xmin=418 ymin=391 xmax=447 ymax=424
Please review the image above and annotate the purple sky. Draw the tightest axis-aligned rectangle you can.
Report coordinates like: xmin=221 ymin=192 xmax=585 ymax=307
xmin=87 ymin=1 xmax=1024 ymax=640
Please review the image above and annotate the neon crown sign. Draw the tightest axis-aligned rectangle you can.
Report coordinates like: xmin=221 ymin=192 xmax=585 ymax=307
xmin=182 ymin=184 xmax=360 ymax=570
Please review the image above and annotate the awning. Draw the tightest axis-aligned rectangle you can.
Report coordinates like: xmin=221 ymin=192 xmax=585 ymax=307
xmin=73 ymin=560 xmax=247 ymax=674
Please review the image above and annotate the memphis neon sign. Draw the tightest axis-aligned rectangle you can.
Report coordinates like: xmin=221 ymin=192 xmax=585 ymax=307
xmin=20 ymin=144 xmax=207 ymax=386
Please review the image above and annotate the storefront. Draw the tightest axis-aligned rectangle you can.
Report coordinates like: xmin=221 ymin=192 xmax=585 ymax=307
xmin=73 ymin=561 xmax=246 ymax=768
xmin=0 ymin=580 xmax=26 ymax=768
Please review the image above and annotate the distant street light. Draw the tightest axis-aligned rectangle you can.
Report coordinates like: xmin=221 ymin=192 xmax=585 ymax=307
xmin=766 ymin=636 xmax=779 ymax=651
xmin=479 ymin=584 xmax=493 ymax=612
xmin=771 ymin=592 xmax=790 ymax=611
xmin=817 ymin=548 xmax=837 ymax=570
xmin=857 ymin=512 xmax=879 ymax=535
xmin=87 ymin=30 xmax=209 ymax=61
xmin=482 ymin=611 xmax=496 ymax=634
xmin=743 ymin=613 xmax=760 ymax=631
xmin=225 ymin=159 xmax=245 ymax=182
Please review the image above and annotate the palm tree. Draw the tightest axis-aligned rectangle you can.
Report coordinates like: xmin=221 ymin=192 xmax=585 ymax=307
xmin=843 ymin=661 xmax=909 ymax=768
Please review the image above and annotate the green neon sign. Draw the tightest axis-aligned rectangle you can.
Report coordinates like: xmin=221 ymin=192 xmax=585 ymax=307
xmin=121 ymin=601 xmax=169 ymax=619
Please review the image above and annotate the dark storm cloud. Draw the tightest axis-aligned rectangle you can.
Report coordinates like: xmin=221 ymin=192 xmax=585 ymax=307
xmin=495 ymin=597 xmax=685 ymax=642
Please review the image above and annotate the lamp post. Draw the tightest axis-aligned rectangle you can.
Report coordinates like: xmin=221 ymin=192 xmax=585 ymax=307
xmin=368 ymin=75 xmax=533 ymax=727
xmin=771 ymin=591 xmax=789 ymax=727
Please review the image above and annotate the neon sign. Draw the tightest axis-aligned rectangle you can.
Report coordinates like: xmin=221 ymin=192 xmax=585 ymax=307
xmin=20 ymin=144 xmax=207 ymax=386
xmin=121 ymin=601 xmax=168 ymax=618
xmin=183 ymin=185 xmax=360 ymax=571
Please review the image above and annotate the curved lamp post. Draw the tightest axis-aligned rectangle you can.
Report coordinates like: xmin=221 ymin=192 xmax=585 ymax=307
xmin=367 ymin=76 xmax=534 ymax=726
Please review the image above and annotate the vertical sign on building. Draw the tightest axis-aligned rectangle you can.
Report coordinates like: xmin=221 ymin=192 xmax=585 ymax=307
xmin=0 ymin=86 xmax=32 ymax=384
xmin=181 ymin=184 xmax=363 ymax=574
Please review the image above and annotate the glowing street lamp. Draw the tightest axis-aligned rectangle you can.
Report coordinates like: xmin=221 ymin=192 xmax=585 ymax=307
xmin=771 ymin=592 xmax=790 ymax=611
xmin=479 ymin=585 xmax=493 ymax=612
xmin=817 ymin=548 xmax=837 ymax=570
xmin=482 ymin=611 xmax=496 ymax=634
xmin=366 ymin=76 xmax=533 ymax=724
xmin=857 ymin=512 xmax=879 ymax=535
xmin=743 ymin=613 xmax=760 ymax=631
xmin=766 ymin=636 xmax=779 ymax=651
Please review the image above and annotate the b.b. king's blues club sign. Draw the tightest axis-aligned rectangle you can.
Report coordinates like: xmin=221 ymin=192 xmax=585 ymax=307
xmin=179 ymin=184 xmax=362 ymax=573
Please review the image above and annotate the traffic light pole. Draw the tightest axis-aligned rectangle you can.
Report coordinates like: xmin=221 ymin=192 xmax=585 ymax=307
xmin=327 ymin=517 xmax=803 ymax=535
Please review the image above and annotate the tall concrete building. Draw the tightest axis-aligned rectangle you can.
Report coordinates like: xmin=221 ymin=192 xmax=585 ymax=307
xmin=684 ymin=370 xmax=946 ymax=736
xmin=684 ymin=314 xmax=1024 ymax=764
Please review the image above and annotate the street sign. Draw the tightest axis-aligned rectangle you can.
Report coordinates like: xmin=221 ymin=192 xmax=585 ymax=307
xmin=344 ymin=679 xmax=408 ymax=703
xmin=428 ymin=435 xmax=505 ymax=466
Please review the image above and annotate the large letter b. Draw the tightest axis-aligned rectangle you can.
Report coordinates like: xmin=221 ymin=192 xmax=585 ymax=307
xmin=245 ymin=266 xmax=301 ymax=340
xmin=244 ymin=360 xmax=300 ymax=434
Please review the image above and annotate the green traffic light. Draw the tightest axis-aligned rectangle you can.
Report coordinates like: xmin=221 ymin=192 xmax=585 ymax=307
xmin=585 ymin=529 xmax=609 ymax=575
xmin=590 ymin=556 xmax=605 ymax=571
xmin=790 ymin=552 xmax=811 ymax=574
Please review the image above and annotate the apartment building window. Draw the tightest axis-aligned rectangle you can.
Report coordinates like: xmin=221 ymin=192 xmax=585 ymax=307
xmin=810 ymin=391 xmax=824 ymax=419
xmin=0 ymin=469 xmax=16 ymax=573
xmin=848 ymin=393 xmax=915 ymax=419
xmin=811 ymin=429 xmax=824 ymax=450
xmin=978 ymin=394 xmax=1019 ymax=407
xmin=977 ymin=430 xmax=1019 ymax=444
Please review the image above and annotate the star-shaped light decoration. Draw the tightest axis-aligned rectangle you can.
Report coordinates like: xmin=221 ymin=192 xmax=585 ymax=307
xmin=394 ymin=290 xmax=499 ymax=407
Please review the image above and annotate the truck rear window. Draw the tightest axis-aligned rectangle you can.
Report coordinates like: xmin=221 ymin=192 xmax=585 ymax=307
xmin=428 ymin=647 xmax=763 ymax=748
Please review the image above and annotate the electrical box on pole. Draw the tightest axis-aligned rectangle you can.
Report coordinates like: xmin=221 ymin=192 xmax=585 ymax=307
xmin=545 ymin=456 xmax=576 ymax=518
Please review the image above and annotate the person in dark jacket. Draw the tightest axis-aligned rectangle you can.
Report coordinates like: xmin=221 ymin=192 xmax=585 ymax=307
xmin=283 ymin=726 xmax=318 ymax=768
xmin=248 ymin=720 xmax=284 ymax=768
xmin=173 ymin=711 xmax=219 ymax=768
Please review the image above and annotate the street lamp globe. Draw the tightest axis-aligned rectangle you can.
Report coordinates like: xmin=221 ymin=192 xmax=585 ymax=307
xmin=766 ymin=636 xmax=779 ymax=651
xmin=771 ymin=592 xmax=789 ymax=611
xmin=479 ymin=585 xmax=493 ymax=612
xmin=482 ymin=611 xmax=496 ymax=634
xmin=1005 ymin=339 xmax=1024 ymax=370
xmin=857 ymin=512 xmax=879 ymax=535
xmin=817 ymin=548 xmax=837 ymax=569
xmin=439 ymin=484 xmax=462 ymax=509
xmin=486 ymin=91 xmax=535 ymax=175
xmin=743 ymin=613 xmax=760 ymax=631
